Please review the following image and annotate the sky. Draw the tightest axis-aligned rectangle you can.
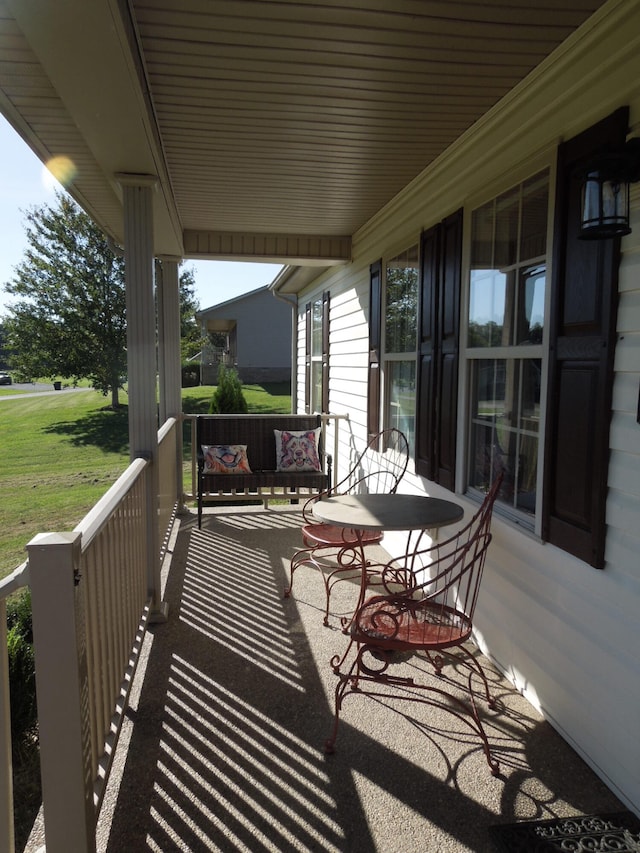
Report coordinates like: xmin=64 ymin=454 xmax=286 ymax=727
xmin=0 ymin=115 xmax=282 ymax=317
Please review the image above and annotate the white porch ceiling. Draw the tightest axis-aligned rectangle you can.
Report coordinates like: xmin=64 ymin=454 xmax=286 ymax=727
xmin=0 ymin=0 xmax=607 ymax=281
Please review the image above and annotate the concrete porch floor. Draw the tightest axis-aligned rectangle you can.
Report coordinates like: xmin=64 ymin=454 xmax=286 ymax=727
xmin=85 ymin=505 xmax=625 ymax=853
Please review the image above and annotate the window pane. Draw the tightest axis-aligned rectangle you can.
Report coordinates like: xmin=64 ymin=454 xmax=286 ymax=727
xmin=311 ymin=299 xmax=323 ymax=355
xmin=385 ymin=246 xmax=418 ymax=353
xmin=468 ymin=268 xmax=507 ymax=347
xmin=471 ymin=200 xmax=494 ymax=267
xmin=520 ymin=173 xmax=549 ymax=259
xmin=311 ymin=361 xmax=323 ymax=413
xmin=494 ymin=186 xmax=519 ymax=268
xmin=469 ymin=358 xmax=540 ymax=516
xmin=515 ymin=264 xmax=545 ymax=345
xmin=386 ymin=360 xmax=415 ymax=453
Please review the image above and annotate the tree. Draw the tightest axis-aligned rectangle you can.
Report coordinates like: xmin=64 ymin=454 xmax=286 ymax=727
xmin=177 ymin=265 xmax=204 ymax=361
xmin=4 ymin=193 xmax=200 ymax=407
xmin=0 ymin=321 xmax=9 ymax=368
xmin=4 ymin=192 xmax=127 ymax=406
xmin=209 ymin=365 xmax=248 ymax=413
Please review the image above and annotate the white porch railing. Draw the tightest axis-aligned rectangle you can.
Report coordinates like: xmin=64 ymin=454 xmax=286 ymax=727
xmin=158 ymin=415 xmax=180 ymax=555
xmin=0 ymin=561 xmax=30 ymax=853
xmin=2 ymin=413 xmax=350 ymax=853
xmin=0 ymin=417 xmax=180 ymax=853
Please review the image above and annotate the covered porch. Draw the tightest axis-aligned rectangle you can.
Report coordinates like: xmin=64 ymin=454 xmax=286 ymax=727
xmin=2 ymin=1 xmax=639 ymax=849
xmin=24 ymin=503 xmax=626 ymax=853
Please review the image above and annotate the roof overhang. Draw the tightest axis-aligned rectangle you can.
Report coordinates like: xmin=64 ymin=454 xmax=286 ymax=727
xmin=0 ymin=0 xmax=609 ymax=268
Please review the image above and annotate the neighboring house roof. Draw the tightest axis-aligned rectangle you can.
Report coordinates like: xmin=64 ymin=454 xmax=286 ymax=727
xmin=195 ymin=285 xmax=273 ymax=318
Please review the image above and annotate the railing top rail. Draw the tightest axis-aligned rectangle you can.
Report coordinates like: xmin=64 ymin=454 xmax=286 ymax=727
xmin=74 ymin=456 xmax=149 ymax=551
xmin=182 ymin=412 xmax=351 ymax=420
xmin=0 ymin=560 xmax=30 ymax=599
xmin=158 ymin=416 xmax=178 ymax=444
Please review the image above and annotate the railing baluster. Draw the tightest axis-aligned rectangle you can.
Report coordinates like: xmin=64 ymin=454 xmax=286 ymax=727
xmin=0 ymin=597 xmax=15 ymax=853
xmin=0 ymin=561 xmax=30 ymax=853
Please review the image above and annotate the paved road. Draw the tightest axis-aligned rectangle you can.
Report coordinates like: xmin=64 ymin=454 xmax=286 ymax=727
xmin=0 ymin=382 xmax=91 ymax=400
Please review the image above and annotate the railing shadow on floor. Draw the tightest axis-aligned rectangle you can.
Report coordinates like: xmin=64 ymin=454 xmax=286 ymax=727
xmin=97 ymin=508 xmax=625 ymax=853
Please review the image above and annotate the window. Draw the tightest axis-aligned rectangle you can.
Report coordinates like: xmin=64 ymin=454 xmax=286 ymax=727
xmin=305 ymin=292 xmax=329 ymax=413
xmin=466 ymin=172 xmax=549 ymax=524
xmin=462 ymin=107 xmax=625 ymax=567
xmin=310 ymin=297 xmax=323 ymax=412
xmin=384 ymin=246 xmax=418 ymax=453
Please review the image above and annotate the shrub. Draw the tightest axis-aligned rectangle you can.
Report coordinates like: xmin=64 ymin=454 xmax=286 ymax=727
xmin=181 ymin=362 xmax=200 ymax=387
xmin=6 ymin=590 xmax=37 ymax=742
xmin=209 ymin=365 xmax=248 ymax=414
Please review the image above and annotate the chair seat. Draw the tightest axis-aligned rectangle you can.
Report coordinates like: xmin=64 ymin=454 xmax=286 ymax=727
xmin=353 ymin=597 xmax=472 ymax=650
xmin=301 ymin=522 xmax=383 ymax=548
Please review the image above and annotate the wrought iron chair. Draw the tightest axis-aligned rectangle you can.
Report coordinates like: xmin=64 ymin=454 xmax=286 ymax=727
xmin=325 ymin=473 xmax=503 ymax=775
xmin=284 ymin=428 xmax=409 ymax=625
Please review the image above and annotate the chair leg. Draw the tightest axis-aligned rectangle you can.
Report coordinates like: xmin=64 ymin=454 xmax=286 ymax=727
xmin=284 ymin=545 xmax=314 ymax=598
xmin=325 ymin=644 xmax=362 ymax=754
xmin=285 ymin=544 xmax=365 ymax=627
xmin=326 ymin=642 xmax=501 ymax=775
xmin=285 ymin=546 xmax=338 ymax=627
xmin=427 ymin=646 xmax=497 ymax=711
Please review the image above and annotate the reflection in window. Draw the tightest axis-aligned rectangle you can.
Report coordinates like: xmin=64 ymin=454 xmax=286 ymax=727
xmin=310 ymin=297 xmax=323 ymax=413
xmin=466 ymin=170 xmax=549 ymax=521
xmin=386 ymin=361 xmax=416 ymax=451
xmin=469 ymin=358 xmax=541 ymax=515
xmin=468 ymin=172 xmax=548 ymax=349
xmin=384 ymin=246 xmax=418 ymax=454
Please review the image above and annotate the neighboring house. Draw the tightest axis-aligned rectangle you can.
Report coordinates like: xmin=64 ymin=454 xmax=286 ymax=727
xmin=273 ymin=8 xmax=640 ymax=815
xmin=195 ymin=285 xmax=292 ymax=385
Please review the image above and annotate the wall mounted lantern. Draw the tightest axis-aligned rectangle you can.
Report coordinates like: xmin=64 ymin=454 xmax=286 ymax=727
xmin=579 ymin=138 xmax=640 ymax=239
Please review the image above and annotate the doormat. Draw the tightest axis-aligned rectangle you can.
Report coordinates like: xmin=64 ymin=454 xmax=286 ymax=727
xmin=489 ymin=812 xmax=640 ymax=852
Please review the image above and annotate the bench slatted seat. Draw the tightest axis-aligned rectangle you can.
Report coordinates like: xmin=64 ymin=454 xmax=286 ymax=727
xmin=196 ymin=414 xmax=331 ymax=527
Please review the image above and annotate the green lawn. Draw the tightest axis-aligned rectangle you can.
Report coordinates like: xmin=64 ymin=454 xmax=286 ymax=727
xmin=0 ymin=382 xmax=291 ymax=577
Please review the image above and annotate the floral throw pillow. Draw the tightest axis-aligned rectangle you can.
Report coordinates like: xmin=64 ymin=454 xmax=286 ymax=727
xmin=274 ymin=428 xmax=321 ymax=473
xmin=201 ymin=444 xmax=252 ymax=475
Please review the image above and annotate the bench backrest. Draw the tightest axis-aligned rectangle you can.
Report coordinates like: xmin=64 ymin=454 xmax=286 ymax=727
xmin=197 ymin=413 xmax=323 ymax=472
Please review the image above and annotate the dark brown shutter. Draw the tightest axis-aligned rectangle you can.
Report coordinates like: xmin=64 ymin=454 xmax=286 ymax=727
xmin=542 ymin=107 xmax=627 ymax=568
xmin=416 ymin=225 xmax=439 ymax=479
xmin=304 ymin=301 xmax=311 ymax=414
xmin=435 ymin=209 xmax=463 ymax=489
xmin=416 ymin=209 xmax=463 ymax=487
xmin=321 ymin=290 xmax=330 ymax=413
xmin=367 ymin=260 xmax=382 ymax=445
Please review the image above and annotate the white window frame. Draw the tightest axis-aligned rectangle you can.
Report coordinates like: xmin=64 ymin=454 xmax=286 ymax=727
xmin=459 ymin=159 xmax=556 ymax=536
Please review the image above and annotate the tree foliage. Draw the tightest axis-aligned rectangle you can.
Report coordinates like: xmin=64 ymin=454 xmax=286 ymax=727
xmin=209 ymin=365 xmax=248 ymax=413
xmin=4 ymin=193 xmax=127 ymax=405
xmin=177 ymin=265 xmax=204 ymax=361
xmin=3 ymin=192 xmax=200 ymax=406
xmin=385 ymin=265 xmax=418 ymax=353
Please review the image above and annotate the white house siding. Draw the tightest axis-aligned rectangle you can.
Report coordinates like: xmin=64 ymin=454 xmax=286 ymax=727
xmin=293 ymin=0 xmax=640 ymax=814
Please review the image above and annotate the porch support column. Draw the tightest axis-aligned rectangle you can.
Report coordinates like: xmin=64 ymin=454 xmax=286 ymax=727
xmin=157 ymin=256 xmax=185 ymax=506
xmin=117 ymin=175 xmax=165 ymax=618
xmin=157 ymin=257 xmax=182 ymax=423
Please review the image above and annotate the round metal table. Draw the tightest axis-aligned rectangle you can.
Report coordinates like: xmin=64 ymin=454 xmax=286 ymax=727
xmin=312 ymin=492 xmax=464 ymax=532
xmin=312 ymin=493 xmax=464 ymax=629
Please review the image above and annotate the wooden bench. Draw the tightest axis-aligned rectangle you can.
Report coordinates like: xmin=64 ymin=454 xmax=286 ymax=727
xmin=196 ymin=414 xmax=332 ymax=527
